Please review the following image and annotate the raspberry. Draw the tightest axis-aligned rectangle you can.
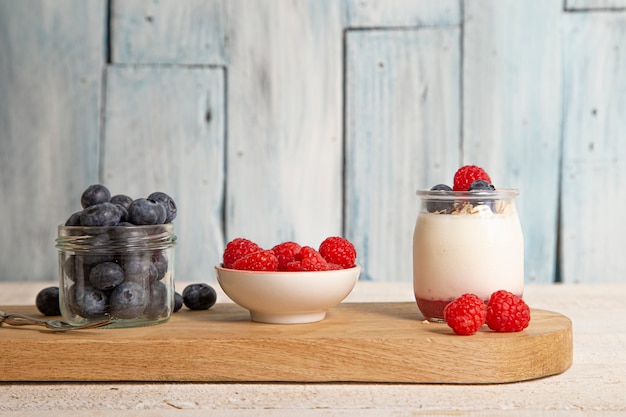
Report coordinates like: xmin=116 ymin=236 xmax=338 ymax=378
xmin=223 ymin=238 xmax=261 ymax=268
xmin=271 ymin=241 xmax=302 ymax=271
xmin=486 ymin=290 xmax=530 ymax=332
xmin=285 ymin=261 xmax=305 ymax=271
xmin=318 ymin=237 xmax=356 ymax=269
xmin=231 ymin=250 xmax=279 ymax=271
xmin=453 ymin=165 xmax=492 ymax=191
xmin=297 ymin=246 xmax=329 ymax=271
xmin=443 ymin=294 xmax=487 ymax=335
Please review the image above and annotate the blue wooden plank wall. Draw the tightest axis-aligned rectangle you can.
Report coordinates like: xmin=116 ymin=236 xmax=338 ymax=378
xmin=1 ymin=0 xmax=625 ymax=285
xmin=463 ymin=0 xmax=564 ymax=284
xmin=345 ymin=27 xmax=461 ymax=281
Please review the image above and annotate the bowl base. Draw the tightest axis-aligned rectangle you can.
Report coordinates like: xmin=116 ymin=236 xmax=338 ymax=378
xmin=250 ymin=311 xmax=327 ymax=324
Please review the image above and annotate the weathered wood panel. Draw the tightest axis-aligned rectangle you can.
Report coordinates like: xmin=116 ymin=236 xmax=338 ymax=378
xmin=345 ymin=28 xmax=461 ymax=282
xmin=561 ymin=13 xmax=626 ymax=283
xmin=223 ymin=0 xmax=345 ymax=250
xmin=102 ymin=65 xmax=225 ymax=281
xmin=345 ymin=0 xmax=460 ymax=27
xmin=111 ymin=0 xmax=226 ymax=65
xmin=3 ymin=0 xmax=626 ymax=286
xmin=566 ymin=0 xmax=626 ymax=10
xmin=463 ymin=0 xmax=563 ymax=284
xmin=0 ymin=0 xmax=105 ymax=281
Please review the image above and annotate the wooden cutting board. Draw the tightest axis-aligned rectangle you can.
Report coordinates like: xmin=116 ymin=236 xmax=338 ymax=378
xmin=0 ymin=302 xmax=572 ymax=384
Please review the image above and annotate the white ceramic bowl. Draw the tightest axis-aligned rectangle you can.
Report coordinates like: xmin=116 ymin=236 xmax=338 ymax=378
xmin=215 ymin=265 xmax=361 ymax=324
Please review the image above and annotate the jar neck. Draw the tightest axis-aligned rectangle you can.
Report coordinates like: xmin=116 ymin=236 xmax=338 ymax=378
xmin=416 ymin=189 xmax=519 ymax=215
xmin=416 ymin=188 xmax=519 ymax=201
xmin=56 ymin=224 xmax=176 ymax=253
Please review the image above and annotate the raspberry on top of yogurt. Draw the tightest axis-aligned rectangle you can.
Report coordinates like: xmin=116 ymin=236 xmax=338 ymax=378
xmin=453 ymin=165 xmax=492 ymax=191
xmin=427 ymin=165 xmax=499 ymax=214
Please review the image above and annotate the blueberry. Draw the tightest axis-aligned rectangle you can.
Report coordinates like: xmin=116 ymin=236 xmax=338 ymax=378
xmin=79 ymin=202 xmax=123 ymax=226
xmin=182 ymin=283 xmax=217 ymax=310
xmin=115 ymin=204 xmax=129 ymax=222
xmin=468 ymin=180 xmax=497 ymax=211
xmin=427 ymin=184 xmax=454 ymax=213
xmin=122 ymin=254 xmax=159 ymax=284
xmin=63 ymin=256 xmax=77 ymax=281
xmin=173 ymin=292 xmax=183 ymax=312
xmin=128 ymin=198 xmax=167 ymax=225
xmin=147 ymin=192 xmax=177 ymax=223
xmin=144 ymin=280 xmax=169 ymax=318
xmin=110 ymin=194 xmax=133 ymax=210
xmin=35 ymin=286 xmax=61 ymax=316
xmin=81 ymin=184 xmax=111 ymax=209
xmin=89 ymin=261 xmax=124 ymax=290
xmin=431 ymin=184 xmax=452 ymax=191
xmin=468 ymin=180 xmax=495 ymax=191
xmin=64 ymin=255 xmax=95 ymax=282
xmin=69 ymin=284 xmax=109 ymax=318
xmin=111 ymin=195 xmax=131 ymax=223
xmin=82 ymin=253 xmax=116 ymax=267
xmin=65 ymin=211 xmax=82 ymax=226
xmin=151 ymin=250 xmax=168 ymax=280
xmin=110 ymin=282 xmax=148 ymax=319
xmin=107 ymin=225 xmax=149 ymax=240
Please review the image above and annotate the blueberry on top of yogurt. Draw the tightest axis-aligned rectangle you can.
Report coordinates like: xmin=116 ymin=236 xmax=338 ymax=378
xmin=427 ymin=184 xmax=454 ymax=213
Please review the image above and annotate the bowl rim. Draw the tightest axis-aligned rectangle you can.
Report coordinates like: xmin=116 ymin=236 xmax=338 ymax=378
xmin=214 ymin=264 xmax=361 ymax=275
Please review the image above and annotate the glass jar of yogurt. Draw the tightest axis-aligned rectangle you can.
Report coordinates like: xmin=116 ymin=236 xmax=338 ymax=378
xmin=56 ymin=224 xmax=176 ymax=328
xmin=412 ymin=189 xmax=524 ymax=321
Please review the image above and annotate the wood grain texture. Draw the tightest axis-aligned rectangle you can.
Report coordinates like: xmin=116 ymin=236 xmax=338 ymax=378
xmin=0 ymin=282 xmax=623 ymax=414
xmin=0 ymin=303 xmax=572 ymax=384
xmin=463 ymin=0 xmax=563 ymax=284
xmin=3 ymin=0 xmax=626 ymax=286
xmin=0 ymin=0 xmax=105 ymax=281
xmin=345 ymin=0 xmax=460 ymax=27
xmin=345 ymin=28 xmax=461 ymax=281
xmin=102 ymin=65 xmax=226 ymax=280
xmin=111 ymin=0 xmax=226 ymax=64
xmin=223 ymin=0 xmax=345 ymax=249
xmin=566 ymin=0 xmax=626 ymax=9
xmin=560 ymin=13 xmax=626 ymax=283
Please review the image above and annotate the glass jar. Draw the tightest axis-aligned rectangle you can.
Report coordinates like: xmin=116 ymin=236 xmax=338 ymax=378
xmin=412 ymin=189 xmax=524 ymax=321
xmin=56 ymin=224 xmax=176 ymax=328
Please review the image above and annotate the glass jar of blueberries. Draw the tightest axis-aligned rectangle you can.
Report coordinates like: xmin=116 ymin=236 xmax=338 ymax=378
xmin=56 ymin=185 xmax=177 ymax=328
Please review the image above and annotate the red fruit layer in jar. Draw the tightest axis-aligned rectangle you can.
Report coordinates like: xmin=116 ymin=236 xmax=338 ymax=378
xmin=415 ymin=296 xmax=455 ymax=321
xmin=416 ymin=294 xmax=523 ymax=322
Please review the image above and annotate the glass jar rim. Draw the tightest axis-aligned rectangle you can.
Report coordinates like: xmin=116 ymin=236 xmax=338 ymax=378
xmin=416 ymin=188 xmax=519 ymax=199
xmin=57 ymin=223 xmax=174 ymax=232
xmin=56 ymin=223 xmax=176 ymax=252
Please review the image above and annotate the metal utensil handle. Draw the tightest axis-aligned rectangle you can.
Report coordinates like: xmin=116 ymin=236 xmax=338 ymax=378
xmin=0 ymin=311 xmax=47 ymax=326
xmin=0 ymin=311 xmax=110 ymax=331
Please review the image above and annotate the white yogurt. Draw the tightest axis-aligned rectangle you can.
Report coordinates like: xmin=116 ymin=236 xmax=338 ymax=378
xmin=413 ymin=202 xmax=524 ymax=318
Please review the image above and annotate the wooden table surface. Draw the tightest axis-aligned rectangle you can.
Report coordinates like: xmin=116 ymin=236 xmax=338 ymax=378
xmin=1 ymin=281 xmax=625 ymax=416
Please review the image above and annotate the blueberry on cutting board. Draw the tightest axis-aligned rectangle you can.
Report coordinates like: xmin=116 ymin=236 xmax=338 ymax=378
xmin=182 ymin=283 xmax=217 ymax=310
xmin=35 ymin=286 xmax=61 ymax=316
